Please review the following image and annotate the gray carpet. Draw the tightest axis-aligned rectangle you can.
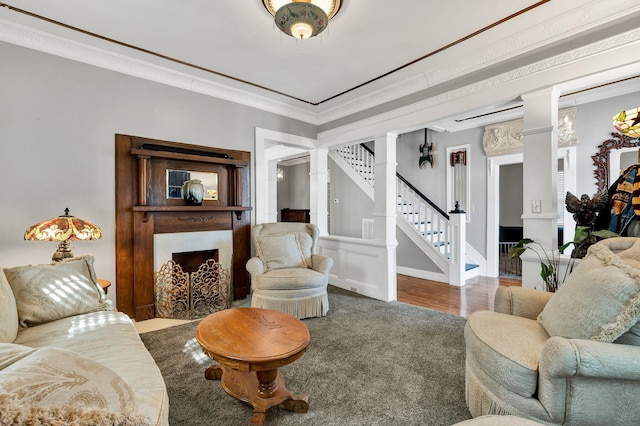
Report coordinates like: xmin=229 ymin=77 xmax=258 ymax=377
xmin=141 ymin=286 xmax=472 ymax=425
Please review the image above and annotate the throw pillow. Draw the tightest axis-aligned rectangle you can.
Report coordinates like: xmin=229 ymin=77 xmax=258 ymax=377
xmin=538 ymin=237 xmax=640 ymax=342
xmin=0 ymin=267 xmax=19 ymax=343
xmin=0 ymin=346 xmax=139 ymax=415
xmin=256 ymin=232 xmax=313 ymax=271
xmin=3 ymin=255 xmax=112 ymax=328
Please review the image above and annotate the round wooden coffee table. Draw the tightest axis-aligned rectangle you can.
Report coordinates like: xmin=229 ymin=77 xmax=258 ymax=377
xmin=196 ymin=308 xmax=311 ymax=425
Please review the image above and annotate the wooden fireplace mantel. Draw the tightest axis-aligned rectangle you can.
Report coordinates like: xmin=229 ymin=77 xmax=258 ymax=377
xmin=115 ymin=134 xmax=252 ymax=321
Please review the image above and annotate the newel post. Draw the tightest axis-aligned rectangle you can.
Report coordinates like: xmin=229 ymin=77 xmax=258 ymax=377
xmin=449 ymin=202 xmax=466 ymax=287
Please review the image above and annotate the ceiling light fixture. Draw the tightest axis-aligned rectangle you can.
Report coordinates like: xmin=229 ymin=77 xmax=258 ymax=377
xmin=263 ymin=0 xmax=342 ymax=39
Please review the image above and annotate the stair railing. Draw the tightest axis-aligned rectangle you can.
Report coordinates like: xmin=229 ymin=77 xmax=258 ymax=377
xmin=337 ymin=144 xmax=466 ymax=285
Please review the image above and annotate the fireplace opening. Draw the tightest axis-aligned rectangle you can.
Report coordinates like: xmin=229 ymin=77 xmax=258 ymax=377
xmin=154 ymin=248 xmax=230 ymax=320
xmin=172 ymin=249 xmax=219 ymax=274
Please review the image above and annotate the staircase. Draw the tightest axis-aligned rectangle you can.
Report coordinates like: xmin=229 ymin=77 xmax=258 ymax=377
xmin=331 ymin=143 xmax=479 ymax=285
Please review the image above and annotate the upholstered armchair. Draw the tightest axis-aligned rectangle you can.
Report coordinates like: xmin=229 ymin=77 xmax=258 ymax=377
xmin=465 ymin=237 xmax=640 ymax=425
xmin=246 ymin=222 xmax=333 ymax=319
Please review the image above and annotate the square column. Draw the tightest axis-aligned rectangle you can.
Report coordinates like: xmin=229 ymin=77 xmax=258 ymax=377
xmin=373 ymin=133 xmax=398 ymax=301
xmin=521 ymin=87 xmax=560 ymax=288
xmin=309 ymin=148 xmax=329 ymax=235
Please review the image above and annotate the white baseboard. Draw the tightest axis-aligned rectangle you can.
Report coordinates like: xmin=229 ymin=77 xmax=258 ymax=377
xmin=397 ymin=266 xmax=447 ymax=284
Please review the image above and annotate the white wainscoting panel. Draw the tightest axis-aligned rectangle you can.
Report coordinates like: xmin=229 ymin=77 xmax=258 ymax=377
xmin=319 ymin=235 xmax=396 ymax=302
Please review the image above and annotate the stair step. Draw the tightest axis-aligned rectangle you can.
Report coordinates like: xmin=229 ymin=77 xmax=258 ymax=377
xmin=465 ymin=263 xmax=479 ymax=271
xmin=433 ymin=241 xmax=450 ymax=247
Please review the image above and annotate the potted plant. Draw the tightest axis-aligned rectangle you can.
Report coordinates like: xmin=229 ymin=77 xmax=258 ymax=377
xmin=508 ymin=229 xmax=618 ymax=292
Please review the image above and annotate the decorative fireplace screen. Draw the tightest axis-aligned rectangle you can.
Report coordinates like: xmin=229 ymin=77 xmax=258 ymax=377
xmin=154 ymin=259 xmax=231 ymax=320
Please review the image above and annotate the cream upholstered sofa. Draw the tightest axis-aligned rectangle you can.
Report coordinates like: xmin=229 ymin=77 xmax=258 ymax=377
xmin=0 ymin=255 xmax=169 ymax=425
xmin=246 ymin=222 xmax=333 ymax=319
xmin=465 ymin=237 xmax=640 ymax=425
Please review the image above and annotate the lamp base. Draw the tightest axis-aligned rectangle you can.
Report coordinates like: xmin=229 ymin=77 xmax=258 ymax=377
xmin=52 ymin=240 xmax=74 ymax=262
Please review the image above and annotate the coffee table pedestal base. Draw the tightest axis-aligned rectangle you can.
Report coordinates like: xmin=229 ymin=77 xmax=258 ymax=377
xmin=205 ymin=365 xmax=309 ymax=425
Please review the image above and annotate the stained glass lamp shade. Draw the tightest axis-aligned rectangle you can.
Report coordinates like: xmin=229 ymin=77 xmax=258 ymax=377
xmin=613 ymin=107 xmax=640 ymax=139
xmin=24 ymin=208 xmax=102 ymax=261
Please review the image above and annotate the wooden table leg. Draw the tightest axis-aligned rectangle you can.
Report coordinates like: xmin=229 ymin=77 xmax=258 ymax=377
xmin=213 ymin=366 xmax=308 ymax=424
xmin=204 ymin=364 xmax=223 ymax=380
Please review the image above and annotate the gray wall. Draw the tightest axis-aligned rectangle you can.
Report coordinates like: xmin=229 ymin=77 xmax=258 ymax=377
xmin=0 ymin=41 xmax=315 ymax=296
xmin=277 ymin=162 xmax=310 ymax=218
xmin=328 ymin=157 xmax=374 ymax=238
xmin=500 ymin=164 xmax=524 ymax=227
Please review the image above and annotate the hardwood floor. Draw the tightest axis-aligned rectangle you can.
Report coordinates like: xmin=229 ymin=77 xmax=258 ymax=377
xmin=397 ymin=274 xmax=522 ymax=318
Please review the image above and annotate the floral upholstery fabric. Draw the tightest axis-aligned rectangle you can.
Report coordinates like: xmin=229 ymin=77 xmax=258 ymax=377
xmin=13 ymin=310 xmax=169 ymax=426
xmin=3 ymin=255 xmax=112 ymax=327
xmin=0 ymin=344 xmax=139 ymax=414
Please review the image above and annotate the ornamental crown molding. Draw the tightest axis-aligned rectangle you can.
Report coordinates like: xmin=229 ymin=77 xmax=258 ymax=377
xmin=482 ymin=107 xmax=577 ymax=156
xmin=2 ymin=0 xmax=640 ymax=127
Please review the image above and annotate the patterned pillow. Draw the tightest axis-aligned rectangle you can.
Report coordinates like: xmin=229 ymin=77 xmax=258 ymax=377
xmin=0 ymin=267 xmax=19 ymax=343
xmin=255 ymin=232 xmax=313 ymax=271
xmin=3 ymin=255 xmax=112 ymax=328
xmin=0 ymin=346 xmax=142 ymax=417
xmin=538 ymin=237 xmax=640 ymax=342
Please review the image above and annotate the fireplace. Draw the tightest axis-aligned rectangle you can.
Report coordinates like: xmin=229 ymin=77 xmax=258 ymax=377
xmin=153 ymin=232 xmax=231 ymax=319
xmin=155 ymin=248 xmax=230 ymax=320
xmin=115 ymin=135 xmax=252 ymax=321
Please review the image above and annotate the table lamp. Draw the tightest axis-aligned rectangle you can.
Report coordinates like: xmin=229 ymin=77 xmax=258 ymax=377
xmin=24 ymin=208 xmax=102 ymax=262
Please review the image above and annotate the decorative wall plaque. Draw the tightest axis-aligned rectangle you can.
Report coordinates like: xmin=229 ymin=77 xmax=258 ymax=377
xmin=482 ymin=107 xmax=577 ymax=156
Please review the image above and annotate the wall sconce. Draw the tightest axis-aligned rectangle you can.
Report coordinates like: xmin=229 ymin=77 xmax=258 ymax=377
xmin=276 ymin=167 xmax=284 ymax=182
xmin=24 ymin=208 xmax=102 ymax=262
xmin=419 ymin=128 xmax=434 ymax=169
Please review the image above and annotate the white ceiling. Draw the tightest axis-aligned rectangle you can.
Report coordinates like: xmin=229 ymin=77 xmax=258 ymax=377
xmin=1 ymin=0 xmax=640 ymax=128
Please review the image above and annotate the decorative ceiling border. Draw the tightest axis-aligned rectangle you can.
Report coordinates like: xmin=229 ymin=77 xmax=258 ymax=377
xmin=317 ymin=0 xmax=640 ymax=124
xmin=318 ymin=26 xmax=640 ymax=145
xmin=482 ymin=107 xmax=577 ymax=156
xmin=0 ymin=1 xmax=549 ymax=107
xmin=1 ymin=0 xmax=639 ymax=126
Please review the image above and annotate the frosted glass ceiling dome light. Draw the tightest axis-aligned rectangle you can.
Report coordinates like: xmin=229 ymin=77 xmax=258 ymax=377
xmin=263 ymin=0 xmax=342 ymax=39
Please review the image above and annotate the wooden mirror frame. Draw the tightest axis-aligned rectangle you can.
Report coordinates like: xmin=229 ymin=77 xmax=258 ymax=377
xmin=592 ymin=132 xmax=640 ymax=192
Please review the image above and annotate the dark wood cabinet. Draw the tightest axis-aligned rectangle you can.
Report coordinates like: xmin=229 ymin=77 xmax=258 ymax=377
xmin=280 ymin=208 xmax=310 ymax=223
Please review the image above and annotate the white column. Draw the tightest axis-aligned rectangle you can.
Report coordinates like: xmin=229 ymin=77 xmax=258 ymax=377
xmin=521 ymin=87 xmax=560 ymax=289
xmin=309 ymin=148 xmax=329 ymax=235
xmin=449 ymin=209 xmax=466 ymax=286
xmin=373 ymin=133 xmax=398 ymax=301
xmin=267 ymin=160 xmax=279 ymax=223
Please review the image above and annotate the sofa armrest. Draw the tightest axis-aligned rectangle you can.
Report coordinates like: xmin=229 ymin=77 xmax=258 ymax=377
xmin=494 ymin=286 xmax=553 ymax=319
xmin=245 ymin=257 xmax=265 ymax=278
xmin=538 ymin=336 xmax=640 ymax=424
xmin=311 ymin=254 xmax=334 ymax=274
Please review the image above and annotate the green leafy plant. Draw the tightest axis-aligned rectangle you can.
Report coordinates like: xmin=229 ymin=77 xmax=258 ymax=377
xmin=508 ymin=229 xmax=618 ymax=292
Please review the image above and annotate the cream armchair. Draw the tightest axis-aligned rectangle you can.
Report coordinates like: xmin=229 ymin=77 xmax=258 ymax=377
xmin=246 ymin=222 xmax=333 ymax=319
xmin=465 ymin=237 xmax=640 ymax=425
